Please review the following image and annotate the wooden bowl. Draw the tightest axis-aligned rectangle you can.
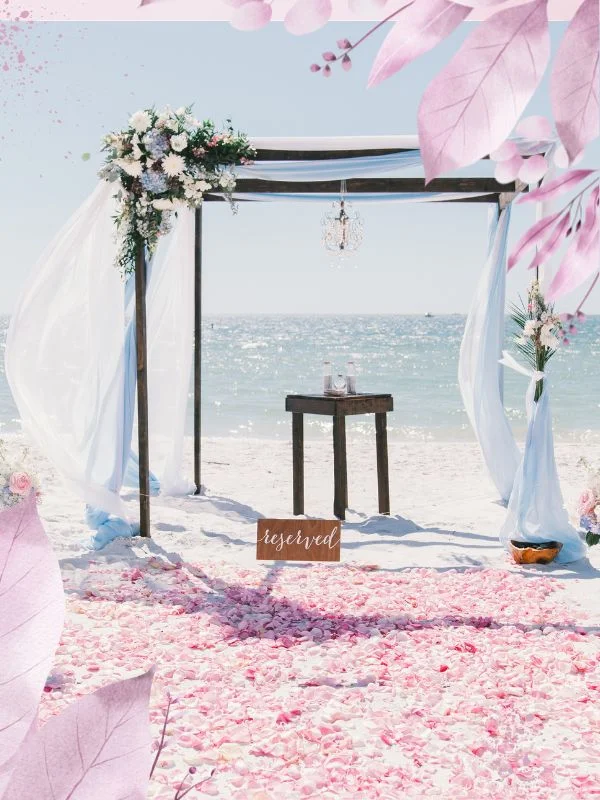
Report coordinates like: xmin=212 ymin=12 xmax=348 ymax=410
xmin=509 ymin=540 xmax=563 ymax=565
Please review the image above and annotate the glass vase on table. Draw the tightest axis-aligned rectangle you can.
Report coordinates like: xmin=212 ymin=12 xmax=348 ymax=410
xmin=323 ymin=361 xmax=332 ymax=394
xmin=346 ymin=361 xmax=356 ymax=395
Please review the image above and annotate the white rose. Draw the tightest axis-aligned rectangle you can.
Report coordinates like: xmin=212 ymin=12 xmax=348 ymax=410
xmin=540 ymin=323 xmax=559 ymax=349
xmin=162 ymin=153 xmax=185 ymax=177
xmin=170 ymin=133 xmax=188 ymax=153
xmin=197 ymin=180 xmax=212 ymax=192
xmin=176 ymin=106 xmax=187 ymax=116
xmin=152 ymin=198 xmax=175 ymax=211
xmin=129 ymin=110 xmax=152 ymax=134
xmin=115 ymin=158 xmax=143 ymax=178
xmin=523 ymin=320 xmax=539 ymax=337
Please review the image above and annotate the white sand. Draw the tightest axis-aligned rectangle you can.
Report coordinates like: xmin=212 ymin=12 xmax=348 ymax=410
xmin=15 ymin=434 xmax=600 ymax=625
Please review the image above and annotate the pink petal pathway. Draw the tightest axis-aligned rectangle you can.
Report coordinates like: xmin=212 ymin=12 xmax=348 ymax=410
xmin=40 ymin=557 xmax=600 ymax=799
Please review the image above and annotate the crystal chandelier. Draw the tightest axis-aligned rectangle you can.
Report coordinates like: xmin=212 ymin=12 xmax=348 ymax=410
xmin=321 ymin=180 xmax=363 ymax=258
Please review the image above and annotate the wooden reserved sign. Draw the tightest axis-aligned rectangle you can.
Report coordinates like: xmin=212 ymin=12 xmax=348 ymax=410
xmin=256 ymin=519 xmax=341 ymax=562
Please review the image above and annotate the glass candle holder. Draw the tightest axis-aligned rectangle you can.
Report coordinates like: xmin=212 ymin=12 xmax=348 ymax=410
xmin=346 ymin=361 xmax=356 ymax=394
xmin=333 ymin=374 xmax=347 ymax=393
xmin=323 ymin=361 xmax=332 ymax=393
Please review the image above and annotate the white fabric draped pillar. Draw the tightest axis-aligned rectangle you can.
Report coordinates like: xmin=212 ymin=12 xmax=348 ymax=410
xmin=6 ymin=181 xmax=195 ymax=535
xmin=6 ymin=182 xmax=132 ymax=519
xmin=458 ymin=203 xmax=520 ymax=503
xmin=499 ymin=355 xmax=587 ymax=563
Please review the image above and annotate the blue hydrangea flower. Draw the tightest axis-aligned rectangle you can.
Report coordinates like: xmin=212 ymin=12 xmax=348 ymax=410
xmin=580 ymin=515 xmax=595 ymax=532
xmin=141 ymin=171 xmax=168 ymax=194
xmin=143 ymin=130 xmax=169 ymax=159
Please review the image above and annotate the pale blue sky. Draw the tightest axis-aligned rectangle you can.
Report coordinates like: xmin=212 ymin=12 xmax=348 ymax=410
xmin=0 ymin=20 xmax=597 ymax=314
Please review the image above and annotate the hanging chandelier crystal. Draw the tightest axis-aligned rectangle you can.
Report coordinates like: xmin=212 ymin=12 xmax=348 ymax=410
xmin=321 ymin=180 xmax=363 ymax=258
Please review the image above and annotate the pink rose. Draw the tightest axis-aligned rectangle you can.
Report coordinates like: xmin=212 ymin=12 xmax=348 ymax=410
xmin=577 ymin=488 xmax=596 ymax=516
xmin=9 ymin=471 xmax=32 ymax=495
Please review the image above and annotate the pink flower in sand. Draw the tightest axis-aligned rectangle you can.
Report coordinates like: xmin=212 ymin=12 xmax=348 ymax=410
xmin=9 ymin=471 xmax=32 ymax=495
xmin=578 ymin=488 xmax=597 ymax=516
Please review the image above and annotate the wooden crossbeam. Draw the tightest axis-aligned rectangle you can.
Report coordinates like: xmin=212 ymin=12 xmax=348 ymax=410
xmin=204 ymin=176 xmax=515 ymax=201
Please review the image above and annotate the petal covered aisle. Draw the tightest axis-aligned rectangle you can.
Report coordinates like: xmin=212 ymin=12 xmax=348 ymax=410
xmin=41 ymin=555 xmax=600 ymax=800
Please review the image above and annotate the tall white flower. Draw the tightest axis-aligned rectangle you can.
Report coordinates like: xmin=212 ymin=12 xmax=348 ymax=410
xmin=170 ymin=133 xmax=188 ymax=153
xmin=129 ymin=110 xmax=152 ymax=134
xmin=523 ymin=320 xmax=540 ymax=338
xmin=162 ymin=153 xmax=185 ymax=177
xmin=153 ymin=198 xmax=175 ymax=211
xmin=540 ymin=323 xmax=559 ymax=349
xmin=115 ymin=158 xmax=143 ymax=178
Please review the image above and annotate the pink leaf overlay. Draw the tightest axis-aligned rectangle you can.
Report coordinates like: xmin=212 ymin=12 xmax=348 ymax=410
xmin=0 ymin=494 xmax=64 ymax=795
xmin=507 ymin=210 xmax=562 ymax=270
xmin=284 ymin=0 xmax=332 ymax=34
xmin=517 ymin=169 xmax=597 ymax=203
xmin=367 ymin=0 xmax=470 ymax=88
xmin=547 ymin=186 xmax=600 ymax=299
xmin=5 ymin=669 xmax=155 ymax=800
xmin=418 ymin=0 xmax=550 ymax=182
xmin=551 ymin=0 xmax=599 ymax=162
xmin=527 ymin=211 xmax=571 ymax=269
xmin=230 ymin=0 xmax=272 ymax=30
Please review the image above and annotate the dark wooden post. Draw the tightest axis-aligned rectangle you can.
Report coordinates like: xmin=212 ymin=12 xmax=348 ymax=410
xmin=375 ymin=412 xmax=390 ymax=515
xmin=134 ymin=239 xmax=151 ymax=537
xmin=292 ymin=412 xmax=304 ymax=515
xmin=194 ymin=206 xmax=203 ymax=495
xmin=332 ymin=414 xmax=347 ymax=521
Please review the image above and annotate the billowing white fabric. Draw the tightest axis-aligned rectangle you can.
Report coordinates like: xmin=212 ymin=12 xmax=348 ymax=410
xmin=249 ymin=135 xmax=421 ymax=151
xmin=236 ymin=152 xmax=423 ymax=181
xmin=145 ymin=208 xmax=196 ymax=495
xmin=499 ymin=367 xmax=587 ymax=564
xmin=221 ymin=191 xmax=495 ymax=204
xmin=5 ymin=182 xmax=130 ymax=518
xmin=458 ymin=205 xmax=520 ymax=503
xmin=248 ymin=135 xmax=552 ymax=155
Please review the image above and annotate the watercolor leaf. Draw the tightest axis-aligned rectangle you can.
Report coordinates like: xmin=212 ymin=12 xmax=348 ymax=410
xmin=507 ymin=210 xmax=562 ymax=271
xmin=551 ymin=0 xmax=599 ymax=163
xmin=517 ymin=169 xmax=598 ymax=204
xmin=0 ymin=493 xmax=64 ymax=796
xmin=547 ymin=186 xmax=600 ymax=299
xmin=368 ymin=0 xmax=471 ymax=88
xmin=284 ymin=0 xmax=333 ymax=34
xmin=3 ymin=669 xmax=155 ymax=800
xmin=418 ymin=0 xmax=550 ymax=182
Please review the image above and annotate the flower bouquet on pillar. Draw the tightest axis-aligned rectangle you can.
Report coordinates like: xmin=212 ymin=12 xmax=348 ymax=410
xmin=499 ymin=280 xmax=588 ymax=565
xmin=576 ymin=458 xmax=600 ymax=547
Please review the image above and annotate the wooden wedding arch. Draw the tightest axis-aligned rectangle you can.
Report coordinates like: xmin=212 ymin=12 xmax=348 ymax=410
xmin=132 ymin=136 xmax=526 ymax=537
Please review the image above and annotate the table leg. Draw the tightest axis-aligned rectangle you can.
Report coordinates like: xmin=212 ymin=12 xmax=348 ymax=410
xmin=292 ymin=412 xmax=304 ymax=515
xmin=375 ymin=412 xmax=390 ymax=515
xmin=333 ymin=415 xmax=347 ymax=521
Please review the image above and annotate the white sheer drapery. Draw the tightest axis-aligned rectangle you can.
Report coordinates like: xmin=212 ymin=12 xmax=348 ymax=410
xmin=458 ymin=205 xmax=520 ymax=503
xmin=146 ymin=208 xmax=196 ymax=496
xmin=6 ymin=182 xmax=131 ymax=518
xmin=6 ymin=182 xmax=195 ymax=528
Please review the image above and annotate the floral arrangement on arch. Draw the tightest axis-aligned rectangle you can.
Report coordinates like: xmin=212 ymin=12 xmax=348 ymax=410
xmin=0 ymin=438 xmax=40 ymax=508
xmin=510 ymin=279 xmax=568 ymax=402
xmin=99 ymin=106 xmax=255 ymax=275
xmin=577 ymin=457 xmax=600 ymax=546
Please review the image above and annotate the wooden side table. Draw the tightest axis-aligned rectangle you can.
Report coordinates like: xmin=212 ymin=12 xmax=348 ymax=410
xmin=285 ymin=393 xmax=393 ymax=521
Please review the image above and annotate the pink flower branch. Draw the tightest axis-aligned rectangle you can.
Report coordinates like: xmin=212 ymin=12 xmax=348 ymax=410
xmin=310 ymin=2 xmax=415 ymax=75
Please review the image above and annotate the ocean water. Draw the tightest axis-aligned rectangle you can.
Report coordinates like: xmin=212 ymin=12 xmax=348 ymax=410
xmin=1 ymin=314 xmax=599 ymax=442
